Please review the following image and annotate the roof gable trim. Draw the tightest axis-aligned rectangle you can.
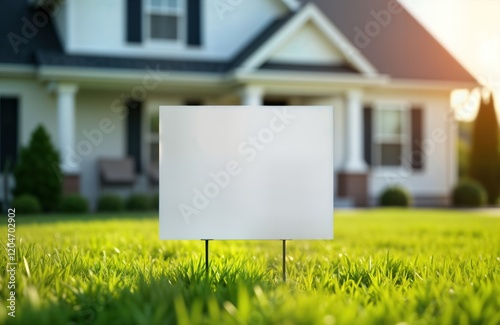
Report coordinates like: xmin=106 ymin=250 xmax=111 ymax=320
xmin=240 ymin=3 xmax=378 ymax=76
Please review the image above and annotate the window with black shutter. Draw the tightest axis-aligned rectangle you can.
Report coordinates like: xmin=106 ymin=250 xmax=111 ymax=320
xmin=129 ymin=0 xmax=202 ymax=46
xmin=365 ymin=103 xmax=424 ymax=169
xmin=145 ymin=0 xmax=185 ymax=41
xmin=374 ymin=105 xmax=407 ymax=166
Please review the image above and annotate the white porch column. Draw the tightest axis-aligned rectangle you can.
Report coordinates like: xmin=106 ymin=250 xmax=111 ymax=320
xmin=56 ymin=83 xmax=78 ymax=173
xmin=240 ymin=85 xmax=264 ymax=106
xmin=344 ymin=89 xmax=367 ymax=172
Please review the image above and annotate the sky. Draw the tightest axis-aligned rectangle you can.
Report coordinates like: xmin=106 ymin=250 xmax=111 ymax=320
xmin=399 ymin=0 xmax=500 ymax=121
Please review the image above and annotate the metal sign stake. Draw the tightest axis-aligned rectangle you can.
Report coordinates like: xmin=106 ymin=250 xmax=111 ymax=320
xmin=201 ymin=239 xmax=289 ymax=282
xmin=203 ymin=239 xmax=210 ymax=276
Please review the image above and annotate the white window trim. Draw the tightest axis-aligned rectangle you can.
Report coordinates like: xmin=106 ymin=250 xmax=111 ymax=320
xmin=143 ymin=0 xmax=186 ymax=46
xmin=371 ymin=101 xmax=412 ymax=173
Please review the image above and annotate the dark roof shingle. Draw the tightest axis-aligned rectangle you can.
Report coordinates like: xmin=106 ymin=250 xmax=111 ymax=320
xmin=0 ymin=1 xmax=62 ymax=65
xmin=35 ymin=51 xmax=229 ymax=73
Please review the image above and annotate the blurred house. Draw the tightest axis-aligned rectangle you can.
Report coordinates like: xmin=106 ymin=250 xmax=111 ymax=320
xmin=0 ymin=0 xmax=477 ymax=208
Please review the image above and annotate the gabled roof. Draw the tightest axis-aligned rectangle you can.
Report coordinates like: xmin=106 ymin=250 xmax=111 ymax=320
xmin=228 ymin=13 xmax=296 ymax=70
xmin=0 ymin=0 xmax=477 ymax=84
xmin=300 ymin=0 xmax=476 ymax=82
xmin=232 ymin=3 xmax=378 ymax=76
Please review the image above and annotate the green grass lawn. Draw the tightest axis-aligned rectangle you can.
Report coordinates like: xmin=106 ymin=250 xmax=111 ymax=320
xmin=1 ymin=210 xmax=499 ymax=325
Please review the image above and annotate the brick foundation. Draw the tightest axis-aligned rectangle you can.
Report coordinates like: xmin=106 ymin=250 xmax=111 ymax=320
xmin=337 ymin=172 xmax=368 ymax=207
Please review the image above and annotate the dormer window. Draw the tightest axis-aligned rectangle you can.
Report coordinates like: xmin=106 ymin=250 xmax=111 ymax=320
xmin=145 ymin=0 xmax=185 ymax=42
xmin=127 ymin=0 xmax=201 ymax=46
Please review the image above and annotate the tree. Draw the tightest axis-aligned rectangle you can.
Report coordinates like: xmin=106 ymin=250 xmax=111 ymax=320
xmin=13 ymin=125 xmax=62 ymax=212
xmin=469 ymin=93 xmax=500 ymax=205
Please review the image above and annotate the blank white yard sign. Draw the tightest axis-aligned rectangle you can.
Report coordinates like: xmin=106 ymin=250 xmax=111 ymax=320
xmin=159 ymin=106 xmax=333 ymax=240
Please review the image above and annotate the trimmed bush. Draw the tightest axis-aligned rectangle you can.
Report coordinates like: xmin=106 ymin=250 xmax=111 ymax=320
xmin=60 ymin=195 xmax=89 ymax=213
xmin=452 ymin=180 xmax=487 ymax=208
xmin=97 ymin=194 xmax=125 ymax=212
xmin=13 ymin=125 xmax=62 ymax=212
xmin=379 ymin=186 xmax=412 ymax=207
xmin=126 ymin=194 xmax=152 ymax=211
xmin=11 ymin=194 xmax=41 ymax=214
xmin=469 ymin=94 xmax=500 ymax=205
xmin=152 ymin=193 xmax=159 ymax=211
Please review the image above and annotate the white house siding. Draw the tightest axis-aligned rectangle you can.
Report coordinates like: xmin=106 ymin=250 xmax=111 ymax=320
xmin=52 ymin=3 xmax=68 ymax=50
xmin=73 ymin=90 xmax=127 ymax=208
xmin=364 ymin=89 xmax=457 ymax=206
xmin=269 ymin=22 xmax=346 ymax=65
xmin=64 ymin=0 xmax=287 ymax=60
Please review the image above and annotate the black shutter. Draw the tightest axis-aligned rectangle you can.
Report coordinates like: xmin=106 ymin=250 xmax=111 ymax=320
xmin=127 ymin=0 xmax=142 ymax=43
xmin=127 ymin=101 xmax=142 ymax=173
xmin=0 ymin=97 xmax=19 ymax=172
xmin=187 ymin=0 xmax=202 ymax=46
xmin=363 ymin=106 xmax=373 ymax=166
xmin=411 ymin=107 xmax=424 ymax=170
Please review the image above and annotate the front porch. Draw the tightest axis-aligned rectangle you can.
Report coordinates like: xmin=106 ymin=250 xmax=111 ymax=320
xmin=50 ymin=73 xmax=374 ymax=208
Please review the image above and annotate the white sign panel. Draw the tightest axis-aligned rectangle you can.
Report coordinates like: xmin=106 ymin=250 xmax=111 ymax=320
xmin=159 ymin=106 xmax=334 ymax=240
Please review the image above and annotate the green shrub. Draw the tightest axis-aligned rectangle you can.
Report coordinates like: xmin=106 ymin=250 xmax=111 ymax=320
xmin=60 ymin=195 xmax=89 ymax=213
xmin=13 ymin=125 xmax=62 ymax=212
xmin=452 ymin=180 xmax=487 ymax=208
xmin=152 ymin=193 xmax=159 ymax=211
xmin=126 ymin=194 xmax=152 ymax=211
xmin=11 ymin=194 xmax=42 ymax=214
xmin=379 ymin=186 xmax=412 ymax=207
xmin=469 ymin=94 xmax=500 ymax=205
xmin=97 ymin=194 xmax=125 ymax=212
